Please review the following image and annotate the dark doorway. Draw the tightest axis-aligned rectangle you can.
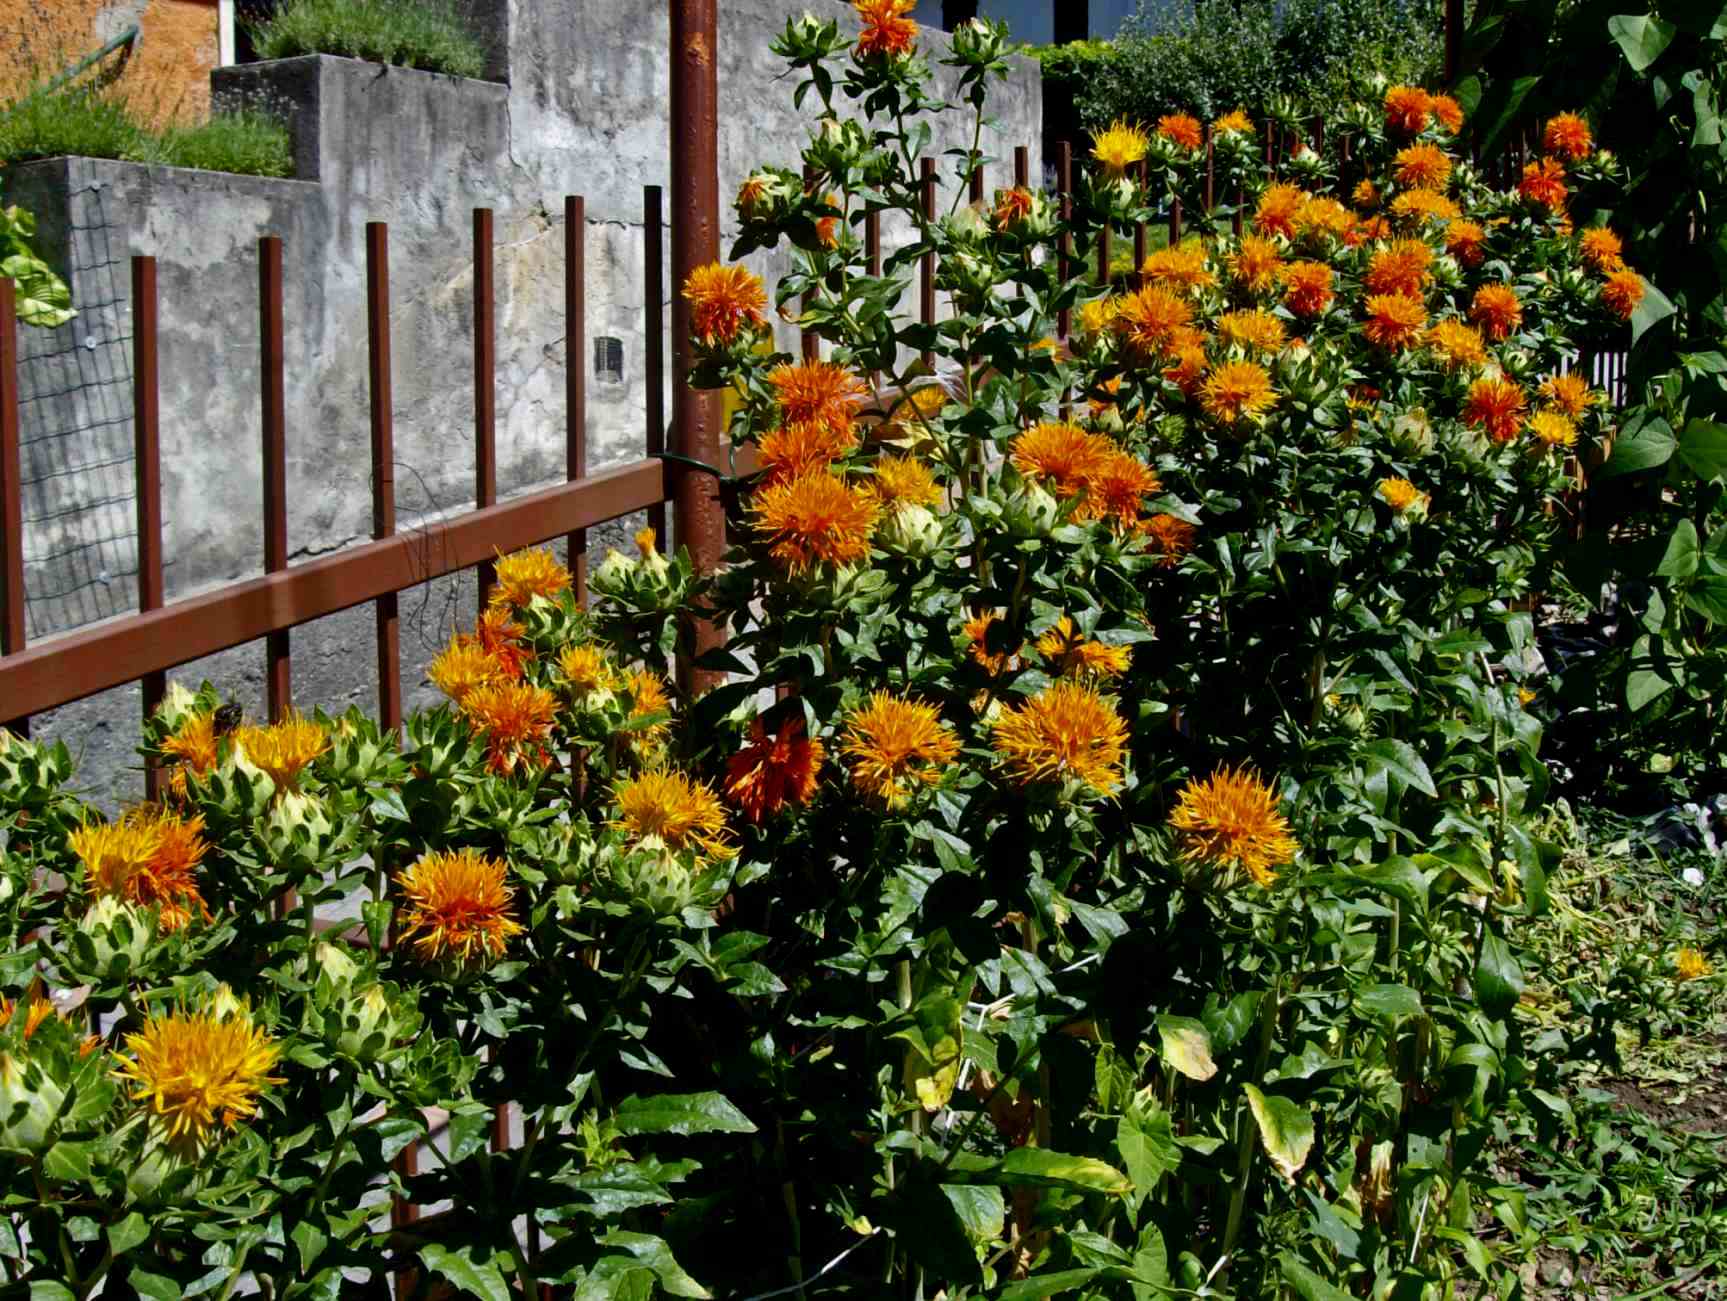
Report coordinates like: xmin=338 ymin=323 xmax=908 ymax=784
xmin=1054 ymin=0 xmax=1091 ymax=42
xmin=942 ymin=0 xmax=980 ymax=28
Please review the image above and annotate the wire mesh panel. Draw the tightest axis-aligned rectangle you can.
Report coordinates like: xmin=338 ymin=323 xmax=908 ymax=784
xmin=14 ymin=181 xmax=140 ymax=638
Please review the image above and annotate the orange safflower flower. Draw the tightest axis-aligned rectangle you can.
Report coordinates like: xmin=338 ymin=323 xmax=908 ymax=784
xmin=1469 ymin=283 xmax=1524 ymax=341
xmin=1344 ymin=214 xmax=1394 ymax=248
xmin=1141 ymin=240 xmax=1215 ymax=293
xmin=161 ymin=710 xmax=219 ymax=800
xmin=1169 ymin=765 xmax=1298 ymax=887
xmin=1539 ymin=373 xmax=1596 ymax=417
xmin=559 ymin=643 xmax=621 ymax=699
xmin=614 ymin=769 xmax=736 ymax=861
xmin=994 ymin=186 xmax=1034 ymax=228
xmin=1384 ymin=85 xmax=1432 ymax=135
xmin=430 ymin=636 xmax=504 ymax=704
xmin=1353 ymin=179 xmax=1381 ymax=209
xmin=768 ymin=360 xmax=866 ymax=432
xmin=750 ymin=469 xmax=881 ymax=574
xmin=841 ymin=692 xmax=961 ymax=809
xmin=1228 ymin=234 xmax=1284 ymax=294
xmin=1200 ymin=360 xmax=1277 ymax=426
xmin=1394 ymin=143 xmax=1452 ymax=190
xmin=854 ymin=0 xmax=917 ymax=58
xmin=1010 ymin=422 xmax=1109 ymax=496
xmin=816 ymin=192 xmax=842 ymax=249
xmin=871 ymin=454 xmax=942 ymax=510
xmin=1295 ymin=196 xmax=1354 ymax=240
xmin=1602 ymin=267 xmax=1645 ymax=318
xmin=624 ymin=667 xmax=673 ymax=753
xmin=1430 ymin=94 xmax=1465 ymax=133
xmin=1543 ymin=112 xmax=1593 ymax=161
xmin=758 ymin=419 xmax=859 ymax=484
xmin=1091 ymin=119 xmax=1150 ymax=176
xmin=1363 ymin=293 xmax=1428 ymax=351
xmin=991 ymin=680 xmax=1128 ymax=795
xmin=1113 ymin=283 xmax=1196 ymax=358
xmin=1425 ymin=318 xmax=1487 ymax=370
xmin=1279 ymin=261 xmax=1335 ymax=317
xmin=1212 ymin=109 xmax=1253 ymax=135
xmin=1364 ymin=239 xmax=1434 ymax=299
xmin=1378 ymin=477 xmax=1427 ymax=512
xmin=1517 ymin=158 xmax=1568 ymax=211
xmin=1164 ymin=342 xmax=1209 ymax=395
xmin=70 ymin=806 xmax=211 ymax=932
xmin=1035 ymin=616 xmax=1132 ymax=679
xmin=1391 ymin=189 xmax=1461 ymax=225
xmin=963 ymin=610 xmax=1018 ymax=676
xmin=725 ymin=715 xmax=824 ymax=823
xmin=490 ymin=547 xmax=571 ymax=611
xmin=1444 ymin=218 xmax=1487 ymax=268
xmin=1253 ymin=182 xmax=1306 ymax=239
xmin=1464 ymin=376 xmax=1529 ymax=442
xmin=234 ymin=711 xmax=327 ymax=793
xmin=1078 ymin=449 xmax=1163 ymax=534
xmin=462 ymin=681 xmax=558 ymax=775
xmin=1579 ymin=226 xmax=1624 ymax=272
xmin=115 ymin=1001 xmax=283 ymax=1148
xmin=396 ymin=849 xmax=525 ymax=964
xmin=1156 ymin=113 xmax=1203 ymax=151
xmin=684 ymin=263 xmax=767 ymax=345
xmin=1217 ymin=309 xmax=1286 ymax=354
xmin=1145 ymin=513 xmax=1197 ymax=567
xmin=1527 ymin=411 xmax=1578 ymax=447
xmin=474 ymin=606 xmax=534 ymax=681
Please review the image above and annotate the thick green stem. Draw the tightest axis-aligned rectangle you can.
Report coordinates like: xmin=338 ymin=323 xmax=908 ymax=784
xmin=1221 ymin=983 xmax=1279 ymax=1264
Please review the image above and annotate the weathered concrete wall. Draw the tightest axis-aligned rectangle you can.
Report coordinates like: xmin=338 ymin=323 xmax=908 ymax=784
xmin=1 ymin=0 xmax=220 ymax=127
xmin=10 ymin=0 xmax=1042 ymax=807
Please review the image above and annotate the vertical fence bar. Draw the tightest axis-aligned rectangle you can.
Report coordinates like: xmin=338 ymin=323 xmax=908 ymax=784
xmin=569 ymin=195 xmax=593 ymax=601
xmin=1097 ymin=218 xmax=1111 ymax=292
xmin=641 ymin=188 xmax=665 ymax=560
xmin=669 ymin=0 xmax=726 ymax=694
xmin=969 ymin=153 xmax=985 ymax=206
xmin=0 ymin=281 xmax=24 ymax=738
xmin=1057 ymin=141 xmax=1072 ymax=339
xmin=367 ymin=223 xmax=402 ymax=733
xmin=1013 ymin=145 xmax=1028 ymax=190
xmin=1169 ymin=196 xmax=1182 ymax=247
xmin=474 ymin=208 xmax=498 ymax=609
xmin=260 ymin=237 xmax=290 ymax=722
xmin=1134 ymin=160 xmax=1148 ymax=276
xmin=132 ymin=257 xmax=165 ymax=799
xmin=920 ymin=157 xmax=937 ymax=370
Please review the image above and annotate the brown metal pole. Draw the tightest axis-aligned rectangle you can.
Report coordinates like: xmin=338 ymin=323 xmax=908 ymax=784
xmin=1133 ymin=160 xmax=1147 ymax=278
xmin=641 ymin=187 xmax=665 ymax=561
xmin=260 ymin=238 xmax=290 ymax=721
xmin=1057 ymin=141 xmax=1072 ymax=339
xmin=367 ymin=223 xmax=402 ymax=733
xmin=474 ymin=208 xmax=498 ymax=610
xmin=669 ymin=0 xmax=725 ymax=694
xmin=1013 ymin=145 xmax=1029 ymax=189
xmin=969 ymin=155 xmax=984 ymax=206
xmin=569 ymin=195 xmax=592 ymax=603
xmin=133 ymin=257 xmax=165 ymax=800
xmin=0 ymin=280 xmax=25 ymax=738
xmin=920 ymin=157 xmax=937 ymax=371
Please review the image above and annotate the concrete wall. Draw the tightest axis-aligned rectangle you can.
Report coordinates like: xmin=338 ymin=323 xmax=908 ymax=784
xmin=9 ymin=0 xmax=1042 ymax=808
xmin=1 ymin=0 xmax=221 ymax=127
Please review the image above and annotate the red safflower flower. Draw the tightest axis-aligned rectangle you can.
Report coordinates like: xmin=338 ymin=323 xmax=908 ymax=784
xmin=854 ymin=0 xmax=917 ymax=58
xmin=1464 ymin=376 xmax=1529 ymax=442
xmin=1384 ymin=85 xmax=1431 ymax=135
xmin=1156 ymin=113 xmax=1204 ymax=151
xmin=1542 ymin=112 xmax=1593 ymax=161
xmin=1517 ymin=157 xmax=1568 ymax=212
xmin=1602 ymin=267 xmax=1646 ymax=318
xmin=724 ymin=715 xmax=825 ymax=823
xmin=1469 ymin=283 xmax=1524 ymax=341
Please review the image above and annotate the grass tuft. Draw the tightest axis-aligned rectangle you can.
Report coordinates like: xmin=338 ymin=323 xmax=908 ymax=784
xmin=0 ymin=86 xmax=293 ymax=178
xmin=249 ymin=0 xmax=488 ymax=79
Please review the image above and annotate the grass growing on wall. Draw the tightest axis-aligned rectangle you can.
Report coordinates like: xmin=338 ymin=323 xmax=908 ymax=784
xmin=0 ymin=87 xmax=294 ymax=178
xmin=250 ymin=0 xmax=487 ymax=79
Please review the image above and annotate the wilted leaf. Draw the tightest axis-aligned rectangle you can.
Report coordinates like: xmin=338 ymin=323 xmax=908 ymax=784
xmin=1244 ymin=1085 xmax=1314 ymax=1183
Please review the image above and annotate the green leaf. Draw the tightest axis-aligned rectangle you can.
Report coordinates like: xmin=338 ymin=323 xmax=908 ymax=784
xmin=1631 ymin=275 xmax=1676 ymax=346
xmin=1608 ymin=12 xmax=1678 ymax=69
xmin=1244 ymin=1085 xmax=1314 ymax=1184
xmin=1685 ymin=577 xmax=1727 ymax=623
xmin=952 ymin=1146 xmax=1132 ymax=1195
xmin=1360 ymin=738 xmax=1437 ymax=798
xmin=598 ymin=1232 xmax=712 ymax=1298
xmin=941 ymin=1183 xmax=1005 ymax=1241
xmin=1599 ymin=415 xmax=1676 ymax=477
xmin=1626 ymin=633 xmax=1682 ymax=709
xmin=1279 ymin=1255 xmax=1356 ymax=1301
xmin=420 ymin=1244 xmax=513 ymax=1301
xmin=107 ymin=1212 xmax=150 ymax=1256
xmin=999 ymin=1269 xmax=1105 ymax=1299
xmin=126 ymin=1271 xmax=181 ymax=1301
xmin=42 ymin=1139 xmax=97 ymax=1183
xmin=1475 ymin=929 xmax=1525 ymax=1019
xmin=1116 ymin=1104 xmax=1181 ymax=1211
xmin=1155 ymin=1015 xmax=1217 ymax=1081
xmin=30 ymin=1285 xmax=77 ymax=1301
xmin=1350 ymin=857 xmax=1430 ymax=914
xmin=878 ymin=1182 xmax=983 ymax=1287
xmin=1655 ymin=519 xmax=1701 ymax=577
xmin=292 ymin=1219 xmax=329 ymax=1275
xmin=1678 ymin=420 xmax=1727 ymax=481
xmin=611 ymin=1092 xmax=756 ymax=1136
xmin=1130 ymin=1222 xmax=1170 ymax=1300
xmin=1356 ymin=984 xmax=1424 ymax=1021
xmin=1201 ymin=990 xmax=1264 ymax=1053
xmin=894 ymin=993 xmax=965 ymax=1112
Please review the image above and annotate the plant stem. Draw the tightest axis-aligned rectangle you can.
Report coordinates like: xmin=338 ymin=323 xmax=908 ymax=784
xmin=1221 ymin=981 xmax=1279 ymax=1266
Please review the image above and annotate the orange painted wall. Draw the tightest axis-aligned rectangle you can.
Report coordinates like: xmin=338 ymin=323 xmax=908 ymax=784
xmin=1 ymin=0 xmax=219 ymax=128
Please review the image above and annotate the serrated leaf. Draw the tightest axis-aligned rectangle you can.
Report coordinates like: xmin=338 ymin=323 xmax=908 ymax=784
xmin=1360 ymin=738 xmax=1437 ymax=798
xmin=1244 ymin=1085 xmax=1314 ymax=1183
xmin=611 ymin=1092 xmax=756 ymax=1136
xmin=1155 ymin=1015 xmax=1217 ymax=1081
xmin=598 ymin=1232 xmax=711 ymax=1298
xmin=420 ymin=1245 xmax=512 ymax=1301
xmin=1116 ymin=1104 xmax=1180 ymax=1213
xmin=1355 ymin=984 xmax=1423 ymax=1021
xmin=107 ymin=1211 xmax=149 ymax=1256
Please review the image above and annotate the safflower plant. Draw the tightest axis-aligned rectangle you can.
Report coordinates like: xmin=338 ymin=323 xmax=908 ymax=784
xmin=0 ymin=10 xmax=1662 ymax=1299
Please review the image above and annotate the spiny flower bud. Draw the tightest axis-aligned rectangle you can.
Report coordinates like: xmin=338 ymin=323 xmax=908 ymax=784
xmin=72 ymin=896 xmax=156 ymax=981
xmin=878 ymin=503 xmax=943 ymax=557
